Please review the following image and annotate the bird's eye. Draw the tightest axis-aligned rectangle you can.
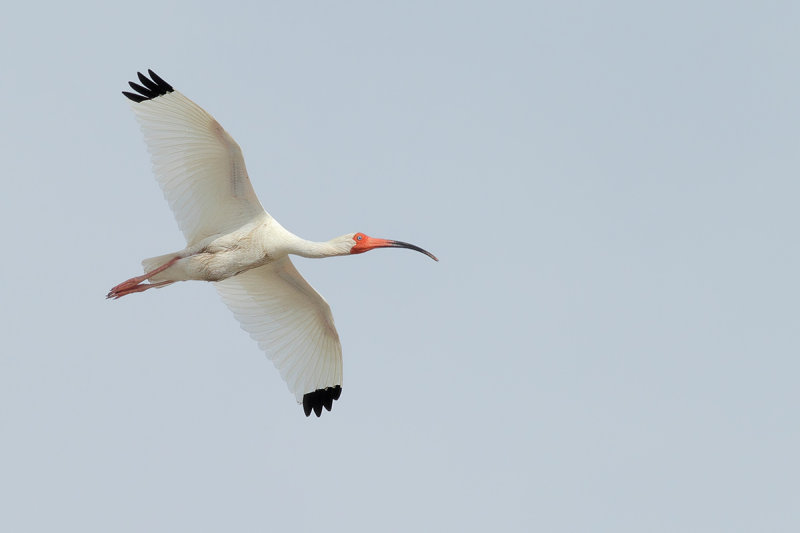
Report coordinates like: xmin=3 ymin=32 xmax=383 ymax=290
xmin=357 ymin=235 xmax=363 ymax=241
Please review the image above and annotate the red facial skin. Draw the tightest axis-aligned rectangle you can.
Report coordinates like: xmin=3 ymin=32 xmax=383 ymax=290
xmin=349 ymin=233 xmax=439 ymax=261
xmin=350 ymin=233 xmax=393 ymax=254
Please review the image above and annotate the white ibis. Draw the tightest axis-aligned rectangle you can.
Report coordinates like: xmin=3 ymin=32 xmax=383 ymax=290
xmin=108 ymin=70 xmax=437 ymax=417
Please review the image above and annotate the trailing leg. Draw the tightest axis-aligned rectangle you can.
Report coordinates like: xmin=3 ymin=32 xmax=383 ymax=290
xmin=106 ymin=257 xmax=180 ymax=299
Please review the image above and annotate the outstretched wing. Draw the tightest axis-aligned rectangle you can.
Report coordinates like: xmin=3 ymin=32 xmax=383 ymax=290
xmin=124 ymin=70 xmax=268 ymax=245
xmin=214 ymin=257 xmax=344 ymax=417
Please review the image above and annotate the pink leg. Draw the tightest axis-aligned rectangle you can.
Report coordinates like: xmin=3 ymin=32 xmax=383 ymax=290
xmin=107 ymin=280 xmax=175 ymax=299
xmin=106 ymin=257 xmax=180 ymax=299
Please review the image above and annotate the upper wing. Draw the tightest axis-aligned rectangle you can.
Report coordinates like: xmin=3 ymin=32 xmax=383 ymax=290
xmin=214 ymin=257 xmax=344 ymax=417
xmin=124 ymin=70 xmax=267 ymax=245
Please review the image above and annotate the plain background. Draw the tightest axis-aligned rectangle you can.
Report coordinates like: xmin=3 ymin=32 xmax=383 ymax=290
xmin=2 ymin=1 xmax=799 ymax=531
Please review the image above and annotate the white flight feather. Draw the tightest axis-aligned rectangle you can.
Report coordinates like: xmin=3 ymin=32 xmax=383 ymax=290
xmin=214 ymin=258 xmax=343 ymax=401
xmin=130 ymin=91 xmax=267 ymax=245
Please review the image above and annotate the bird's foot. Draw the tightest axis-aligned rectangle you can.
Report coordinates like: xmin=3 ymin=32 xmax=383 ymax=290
xmin=107 ymin=275 xmax=149 ymax=297
xmin=106 ymin=280 xmax=173 ymax=299
xmin=106 ymin=257 xmax=180 ymax=300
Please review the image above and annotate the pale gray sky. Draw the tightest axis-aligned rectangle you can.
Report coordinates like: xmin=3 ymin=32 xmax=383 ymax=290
xmin=2 ymin=1 xmax=799 ymax=531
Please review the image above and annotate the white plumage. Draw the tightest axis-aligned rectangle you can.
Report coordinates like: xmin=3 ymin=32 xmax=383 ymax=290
xmin=130 ymin=89 xmax=265 ymax=245
xmin=108 ymin=70 xmax=437 ymax=417
xmin=215 ymin=258 xmax=342 ymax=404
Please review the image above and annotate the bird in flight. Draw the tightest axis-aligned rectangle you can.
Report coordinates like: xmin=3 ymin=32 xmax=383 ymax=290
xmin=108 ymin=70 xmax=437 ymax=417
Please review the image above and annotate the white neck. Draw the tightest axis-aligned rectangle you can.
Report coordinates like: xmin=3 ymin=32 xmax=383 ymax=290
xmin=291 ymin=240 xmax=346 ymax=258
xmin=282 ymin=232 xmax=354 ymax=259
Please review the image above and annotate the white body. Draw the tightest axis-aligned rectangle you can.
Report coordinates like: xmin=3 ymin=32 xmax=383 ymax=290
xmin=145 ymin=216 xmax=351 ymax=283
xmin=123 ymin=75 xmax=350 ymax=409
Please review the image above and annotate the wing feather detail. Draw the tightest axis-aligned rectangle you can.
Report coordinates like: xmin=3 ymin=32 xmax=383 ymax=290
xmin=214 ymin=258 xmax=344 ymax=414
xmin=124 ymin=71 xmax=267 ymax=245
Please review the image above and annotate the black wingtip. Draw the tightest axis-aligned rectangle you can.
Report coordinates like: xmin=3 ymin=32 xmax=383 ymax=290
xmin=302 ymin=386 xmax=342 ymax=418
xmin=122 ymin=69 xmax=174 ymax=102
xmin=121 ymin=91 xmax=146 ymax=103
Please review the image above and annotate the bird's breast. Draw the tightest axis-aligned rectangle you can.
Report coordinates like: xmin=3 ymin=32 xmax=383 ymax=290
xmin=188 ymin=227 xmax=277 ymax=282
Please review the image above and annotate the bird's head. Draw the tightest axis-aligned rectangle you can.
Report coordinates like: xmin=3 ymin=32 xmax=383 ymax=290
xmin=344 ymin=232 xmax=438 ymax=261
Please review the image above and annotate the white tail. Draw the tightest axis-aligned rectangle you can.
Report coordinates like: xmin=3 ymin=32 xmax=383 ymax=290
xmin=142 ymin=253 xmax=180 ymax=282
